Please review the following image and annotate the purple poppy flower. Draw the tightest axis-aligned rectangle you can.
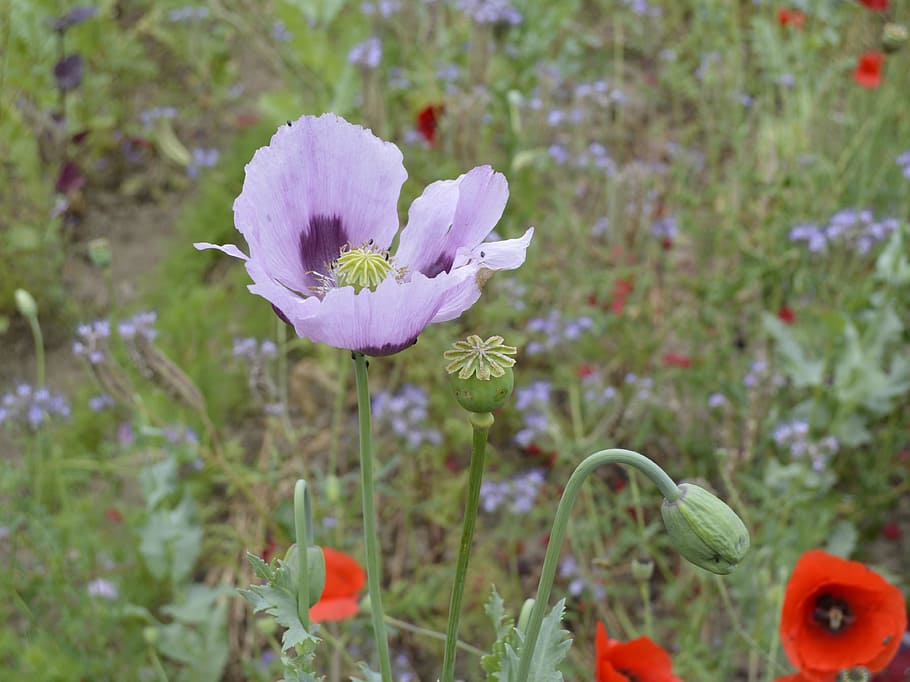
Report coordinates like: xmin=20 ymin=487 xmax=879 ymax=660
xmin=196 ymin=114 xmax=533 ymax=356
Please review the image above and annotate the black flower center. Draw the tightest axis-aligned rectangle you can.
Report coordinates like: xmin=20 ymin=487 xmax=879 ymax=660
xmin=813 ymin=593 xmax=854 ymax=634
xmin=616 ymin=670 xmax=639 ymax=682
xmin=299 ymin=214 xmax=349 ymax=281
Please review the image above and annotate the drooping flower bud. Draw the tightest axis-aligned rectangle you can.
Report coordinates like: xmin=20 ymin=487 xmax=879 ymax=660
xmin=660 ymin=483 xmax=750 ymax=574
xmin=286 ymin=544 xmax=327 ymax=607
xmin=444 ymin=334 xmax=517 ymax=413
xmin=630 ymin=557 xmax=655 ymax=582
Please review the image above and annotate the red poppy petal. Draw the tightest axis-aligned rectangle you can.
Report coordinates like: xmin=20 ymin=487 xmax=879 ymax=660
xmin=309 ymin=596 xmax=359 ymax=622
xmin=320 ymin=547 xmax=366 ymax=600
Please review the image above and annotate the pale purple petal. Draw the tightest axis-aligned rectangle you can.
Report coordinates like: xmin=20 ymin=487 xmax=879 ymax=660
xmin=451 ymin=226 xmax=534 ymax=271
xmin=397 ymin=165 xmax=508 ymax=277
xmin=288 ymin=274 xmax=461 ymax=355
xmin=431 ymin=227 xmax=534 ymax=322
xmin=233 ymin=114 xmax=407 ymax=294
xmin=194 ymin=242 xmax=248 ymax=260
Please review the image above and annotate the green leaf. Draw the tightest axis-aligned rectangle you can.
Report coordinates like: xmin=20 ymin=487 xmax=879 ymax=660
xmin=139 ymin=497 xmax=202 ymax=584
xmin=525 ymin=599 xmax=572 ymax=682
xmin=762 ymin=313 xmax=824 ymax=388
xmin=239 ymin=555 xmax=320 ymax=655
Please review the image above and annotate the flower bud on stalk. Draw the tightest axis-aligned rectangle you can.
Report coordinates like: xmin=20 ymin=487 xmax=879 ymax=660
xmin=661 ymin=483 xmax=750 ymax=574
xmin=14 ymin=288 xmax=38 ymax=320
xmin=883 ymin=23 xmax=908 ymax=53
xmin=286 ymin=544 xmax=327 ymax=607
xmin=444 ymin=334 xmax=517 ymax=413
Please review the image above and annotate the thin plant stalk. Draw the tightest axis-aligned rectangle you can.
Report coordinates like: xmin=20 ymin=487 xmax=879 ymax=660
xmin=294 ymin=480 xmax=311 ymax=630
xmin=441 ymin=411 xmax=493 ymax=682
xmin=26 ymin=313 xmax=45 ymax=388
xmin=515 ymin=449 xmax=680 ymax=681
xmin=352 ymin=352 xmax=393 ymax=682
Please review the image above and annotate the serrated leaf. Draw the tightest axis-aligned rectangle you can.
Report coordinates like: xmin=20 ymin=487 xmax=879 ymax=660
xmin=525 ymin=599 xmax=572 ymax=682
xmin=240 ymin=557 xmax=320 ymax=654
xmin=762 ymin=314 xmax=823 ymax=388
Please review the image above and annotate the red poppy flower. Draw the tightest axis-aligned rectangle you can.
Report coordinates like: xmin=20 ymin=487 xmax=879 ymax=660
xmin=778 ymin=9 xmax=807 ymax=29
xmin=416 ymin=104 xmax=444 ymax=145
xmin=778 ymin=306 xmax=796 ymax=324
xmin=780 ymin=549 xmax=907 ymax=681
xmin=595 ymin=622 xmax=683 ymax=682
xmin=663 ymin=353 xmax=691 ymax=369
xmin=859 ymin=0 xmax=887 ymax=10
xmin=854 ymin=52 xmax=884 ymax=89
xmin=309 ymin=547 xmax=366 ymax=622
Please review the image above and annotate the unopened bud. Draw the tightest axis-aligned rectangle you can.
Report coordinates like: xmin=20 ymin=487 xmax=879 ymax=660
xmin=14 ymin=289 xmax=38 ymax=320
xmin=286 ymin=544 xmax=327 ymax=607
xmin=631 ymin=557 xmax=654 ymax=582
xmin=883 ymin=23 xmax=908 ymax=53
xmin=661 ymin=483 xmax=750 ymax=574
xmin=516 ymin=597 xmax=536 ymax=633
xmin=87 ymin=238 xmax=113 ymax=268
xmin=142 ymin=626 xmax=159 ymax=645
xmin=444 ymin=334 xmax=517 ymax=413
xmin=325 ymin=474 xmax=341 ymax=504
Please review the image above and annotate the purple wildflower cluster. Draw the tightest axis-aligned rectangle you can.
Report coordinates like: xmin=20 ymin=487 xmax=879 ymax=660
xmin=621 ymin=0 xmax=662 ymax=18
xmin=372 ymin=385 xmax=442 ymax=450
xmin=168 ymin=5 xmax=210 ymax=22
xmin=525 ymin=310 xmax=594 ymax=355
xmin=772 ymin=420 xmax=839 ymax=471
xmin=513 ymin=380 xmax=554 ymax=447
xmin=89 ymin=394 xmax=115 ymax=412
xmin=271 ymin=21 xmax=292 ymax=42
xmin=789 ymin=209 xmax=900 ymax=255
xmin=0 ymin=384 xmax=70 ymax=430
xmin=480 ymin=469 xmax=545 ymax=513
xmin=581 ymin=372 xmax=618 ymax=407
xmin=348 ymin=37 xmax=382 ymax=69
xmin=232 ymin=337 xmax=281 ymax=414
xmin=559 ymin=554 xmax=606 ymax=599
xmin=188 ymin=147 xmax=219 ymax=178
xmin=87 ymin=577 xmax=119 ymax=600
xmin=361 ymin=0 xmax=400 ymax=17
xmin=896 ymin=149 xmax=910 ymax=180
xmin=118 ymin=311 xmax=158 ymax=341
xmin=743 ymin=359 xmax=785 ymax=389
xmin=139 ymin=106 xmax=177 ymax=129
xmin=73 ymin=319 xmax=111 ymax=364
xmin=457 ymin=0 xmax=522 ymax=25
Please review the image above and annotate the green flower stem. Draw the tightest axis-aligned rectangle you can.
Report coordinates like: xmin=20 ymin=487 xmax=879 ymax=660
xmin=352 ymin=352 xmax=393 ymax=682
xmin=515 ymin=449 xmax=680 ymax=681
xmin=27 ymin=314 xmax=45 ymax=388
xmin=441 ymin=411 xmax=494 ymax=682
xmin=294 ymin=480 xmax=311 ymax=630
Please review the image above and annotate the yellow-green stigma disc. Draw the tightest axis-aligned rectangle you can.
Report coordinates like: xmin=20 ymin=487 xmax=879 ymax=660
xmin=334 ymin=245 xmax=393 ymax=292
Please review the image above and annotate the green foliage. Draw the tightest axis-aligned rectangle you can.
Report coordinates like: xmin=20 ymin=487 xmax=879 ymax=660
xmin=240 ymin=553 xmax=323 ymax=678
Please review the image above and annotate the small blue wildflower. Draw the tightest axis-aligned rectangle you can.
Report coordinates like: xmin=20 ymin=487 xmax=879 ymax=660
xmin=480 ymin=469 xmax=545 ymax=514
xmin=372 ymin=385 xmax=442 ymax=450
xmin=187 ymin=147 xmax=219 ymax=178
xmin=348 ymin=37 xmax=382 ymax=69
xmin=89 ymin=394 xmax=115 ymax=412
xmin=708 ymin=392 xmax=727 ymax=409
xmin=118 ymin=311 xmax=157 ymax=341
xmin=458 ymin=0 xmax=522 ymax=25
xmin=0 ymin=384 xmax=70 ymax=430
xmin=271 ymin=20 xmax=292 ymax=42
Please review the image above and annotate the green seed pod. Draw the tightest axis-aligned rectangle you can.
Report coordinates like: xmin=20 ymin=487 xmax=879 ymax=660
xmin=516 ymin=597 xmax=536 ymax=633
xmin=444 ymin=334 xmax=518 ymax=414
xmin=661 ymin=483 xmax=750 ymax=575
xmin=450 ymin=366 xmax=514 ymax=413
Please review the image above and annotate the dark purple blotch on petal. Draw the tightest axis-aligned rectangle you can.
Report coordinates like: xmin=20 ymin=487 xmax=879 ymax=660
xmin=53 ymin=6 xmax=98 ymax=32
xmin=300 ymin=214 xmax=348 ymax=278
xmin=359 ymin=337 xmax=419 ymax=357
xmin=54 ymin=54 xmax=84 ymax=91
xmin=271 ymin=304 xmax=292 ymax=326
xmin=423 ymin=252 xmax=455 ymax=278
